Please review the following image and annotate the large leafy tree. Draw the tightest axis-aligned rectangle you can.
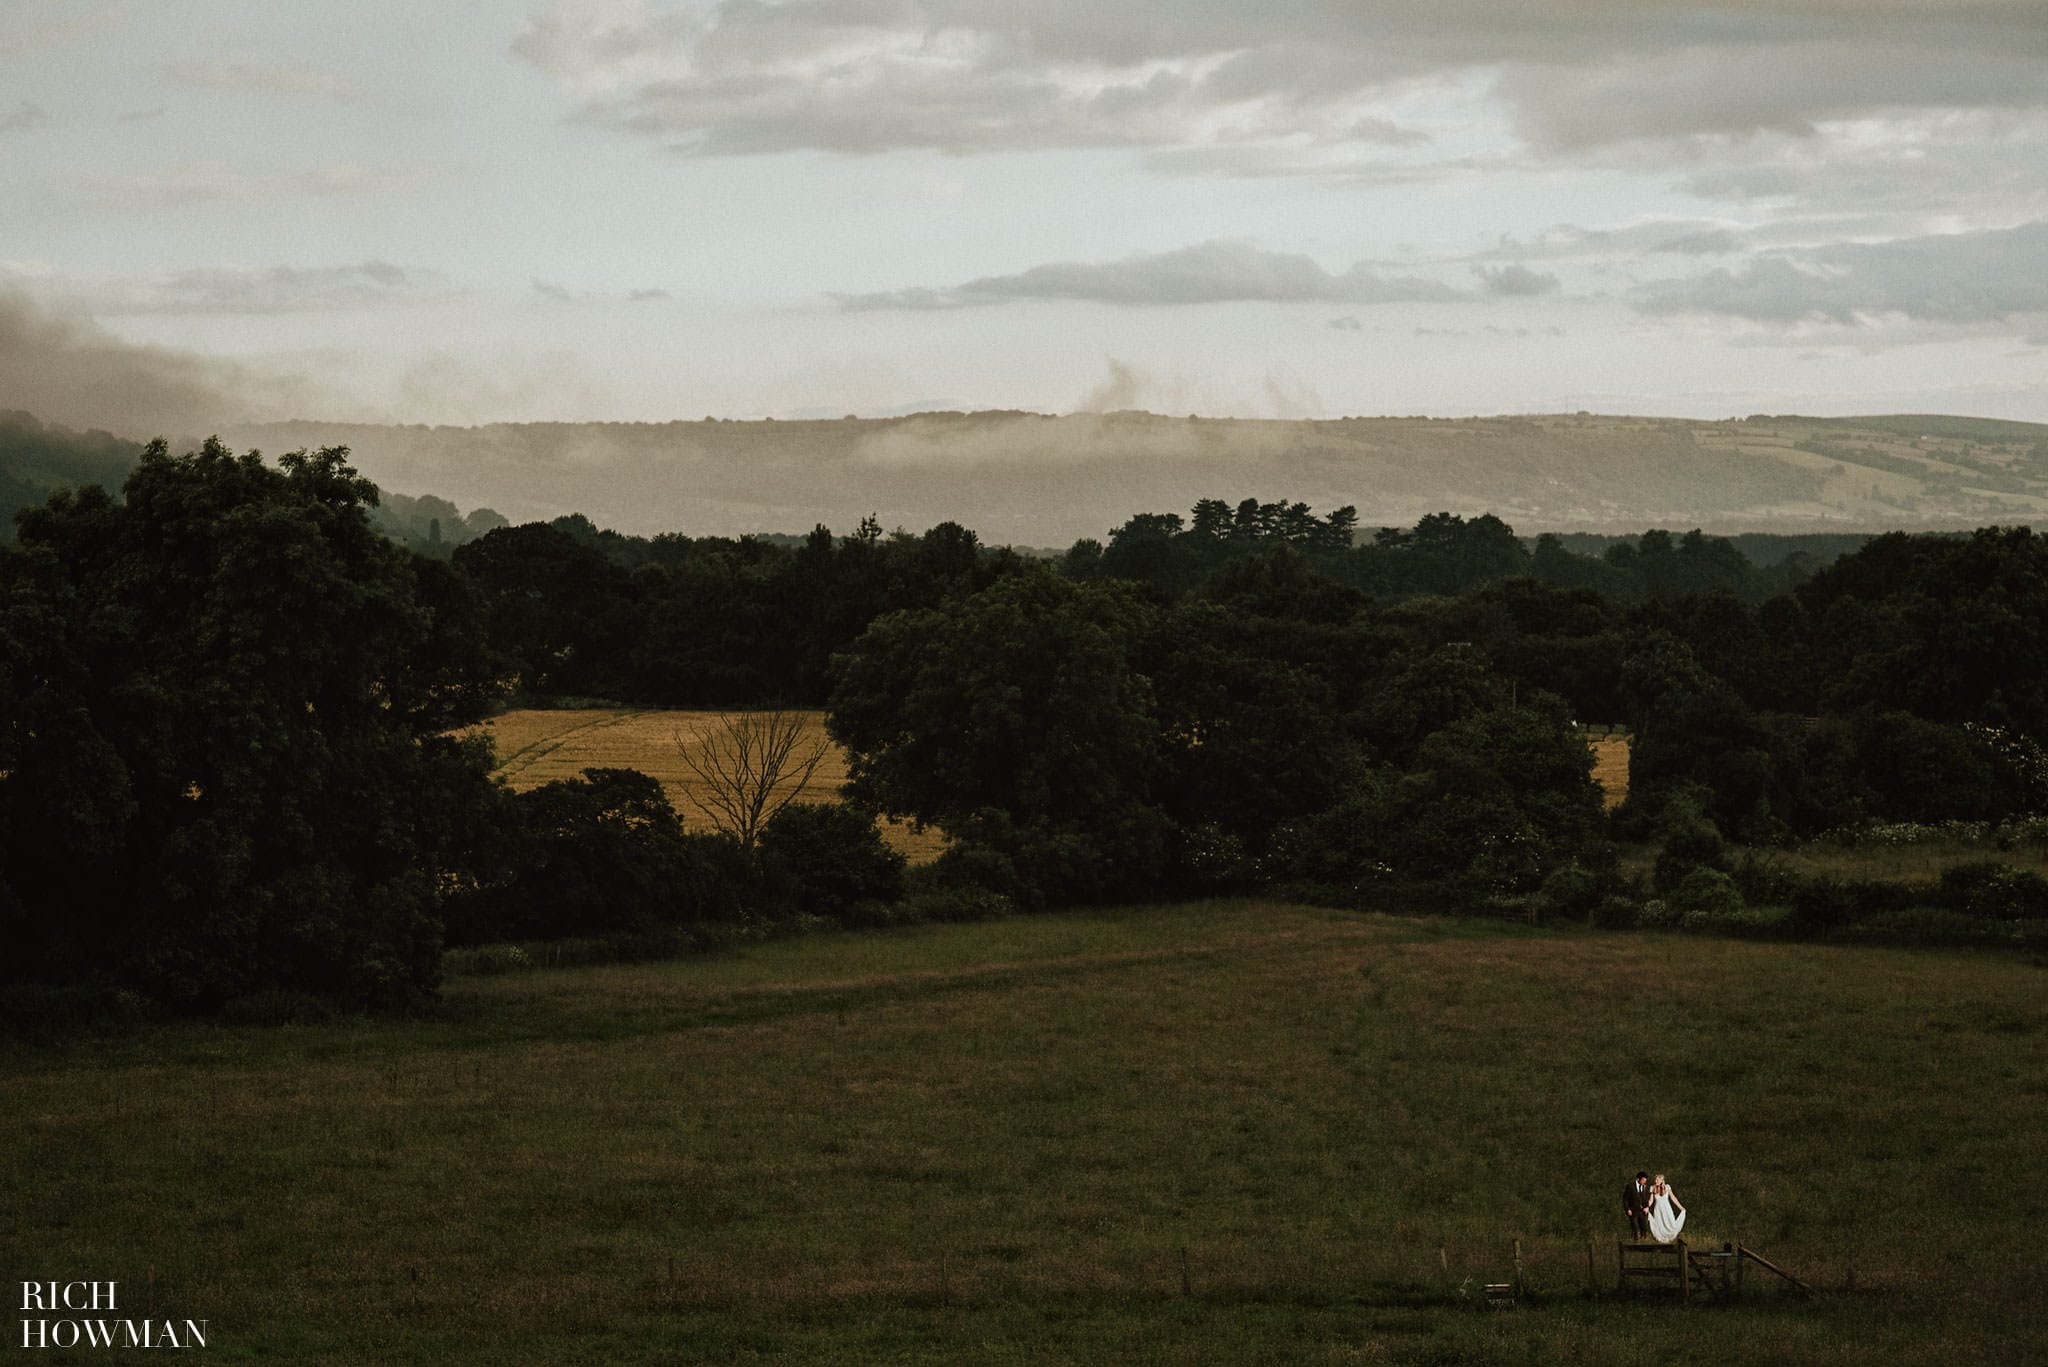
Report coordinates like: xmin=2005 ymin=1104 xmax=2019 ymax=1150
xmin=0 ymin=439 xmax=501 ymax=1011
xmin=827 ymin=572 xmax=1171 ymax=903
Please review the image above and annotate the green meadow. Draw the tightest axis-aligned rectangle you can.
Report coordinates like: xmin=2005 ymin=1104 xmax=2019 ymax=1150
xmin=4 ymin=902 xmax=2043 ymax=1363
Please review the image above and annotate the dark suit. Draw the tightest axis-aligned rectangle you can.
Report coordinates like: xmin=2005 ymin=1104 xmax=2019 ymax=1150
xmin=1622 ymin=1179 xmax=1650 ymax=1238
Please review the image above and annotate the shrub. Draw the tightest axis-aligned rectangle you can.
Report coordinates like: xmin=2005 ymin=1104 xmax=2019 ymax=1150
xmin=445 ymin=768 xmax=765 ymax=946
xmin=1668 ymin=867 xmax=1744 ymax=918
xmin=1789 ymin=877 xmax=1917 ymax=935
xmin=1936 ymin=862 xmax=2048 ymax=921
xmin=758 ymin=803 xmax=907 ymax=925
xmin=1536 ymin=864 xmax=1602 ymax=921
xmin=1589 ymin=894 xmax=1640 ymax=929
xmin=1635 ymin=898 xmax=1677 ymax=928
xmin=1730 ymin=851 xmax=1802 ymax=905
xmin=1651 ymin=790 xmax=1730 ymax=893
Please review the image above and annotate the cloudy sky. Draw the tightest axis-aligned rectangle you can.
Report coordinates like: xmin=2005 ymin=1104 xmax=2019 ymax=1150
xmin=4 ymin=0 xmax=2048 ymax=430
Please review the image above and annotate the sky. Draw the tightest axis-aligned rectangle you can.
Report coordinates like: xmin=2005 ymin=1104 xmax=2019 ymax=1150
xmin=4 ymin=0 xmax=2048 ymax=431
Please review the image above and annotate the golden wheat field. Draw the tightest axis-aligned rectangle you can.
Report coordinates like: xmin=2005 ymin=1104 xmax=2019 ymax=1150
xmin=1588 ymin=735 xmax=1630 ymax=808
xmin=469 ymin=711 xmax=1631 ymax=846
xmin=464 ymin=708 xmax=950 ymax=862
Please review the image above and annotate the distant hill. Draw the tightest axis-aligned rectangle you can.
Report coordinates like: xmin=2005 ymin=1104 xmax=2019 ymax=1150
xmin=212 ymin=410 xmax=2048 ymax=544
xmin=0 ymin=410 xmax=146 ymax=533
xmin=12 ymin=407 xmax=2047 ymax=546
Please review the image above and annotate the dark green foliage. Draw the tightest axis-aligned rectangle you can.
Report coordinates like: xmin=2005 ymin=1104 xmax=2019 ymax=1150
xmin=1141 ymin=604 xmax=1372 ymax=857
xmin=1535 ymin=863 xmax=1602 ymax=920
xmin=1380 ymin=701 xmax=1604 ymax=893
xmin=1935 ymin=862 xmax=2048 ymax=920
xmin=1791 ymin=527 xmax=2048 ymax=739
xmin=758 ymin=802 xmax=907 ymax=925
xmin=1651 ymin=790 xmax=1731 ymax=892
xmin=1354 ymin=644 xmax=1510 ymax=768
xmin=446 ymin=768 xmax=758 ymax=947
xmin=828 ymin=572 xmax=1173 ymax=905
xmin=1667 ymin=867 xmax=1744 ymax=917
xmin=0 ymin=439 xmax=504 ymax=1011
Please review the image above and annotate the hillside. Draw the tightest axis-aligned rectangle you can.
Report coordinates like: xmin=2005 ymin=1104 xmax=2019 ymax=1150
xmin=10 ymin=408 xmax=2046 ymax=546
xmin=207 ymin=410 xmax=2048 ymax=544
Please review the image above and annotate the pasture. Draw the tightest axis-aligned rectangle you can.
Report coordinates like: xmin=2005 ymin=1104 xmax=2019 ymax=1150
xmin=466 ymin=707 xmax=949 ymax=862
xmin=4 ymin=903 xmax=2042 ymax=1363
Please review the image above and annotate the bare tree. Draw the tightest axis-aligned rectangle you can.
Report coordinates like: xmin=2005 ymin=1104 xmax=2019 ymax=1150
xmin=674 ymin=710 xmax=833 ymax=848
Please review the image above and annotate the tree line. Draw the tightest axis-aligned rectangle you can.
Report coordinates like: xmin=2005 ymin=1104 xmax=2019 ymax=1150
xmin=5 ymin=439 xmax=2045 ymax=1020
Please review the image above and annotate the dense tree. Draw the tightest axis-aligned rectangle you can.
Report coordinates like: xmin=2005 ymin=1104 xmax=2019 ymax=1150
xmin=445 ymin=768 xmax=758 ymax=947
xmin=1382 ymin=700 xmax=1605 ymax=892
xmin=0 ymin=440 xmax=502 ymax=1010
xmin=828 ymin=572 xmax=1172 ymax=904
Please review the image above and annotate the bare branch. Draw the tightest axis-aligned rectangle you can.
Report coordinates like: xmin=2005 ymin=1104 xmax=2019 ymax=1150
xmin=674 ymin=710 xmax=833 ymax=848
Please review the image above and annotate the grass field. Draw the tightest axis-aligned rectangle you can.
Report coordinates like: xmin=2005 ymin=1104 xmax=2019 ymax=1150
xmin=464 ymin=707 xmax=949 ymax=862
xmin=5 ymin=903 xmax=2043 ymax=1363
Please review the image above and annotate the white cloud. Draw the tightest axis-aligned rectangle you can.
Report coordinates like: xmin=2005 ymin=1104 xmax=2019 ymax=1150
xmin=512 ymin=1 xmax=2048 ymax=180
xmin=1636 ymin=221 xmax=2048 ymax=326
xmin=837 ymin=239 xmax=1463 ymax=310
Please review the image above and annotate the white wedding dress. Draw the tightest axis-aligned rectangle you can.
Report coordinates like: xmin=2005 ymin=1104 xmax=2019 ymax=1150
xmin=1647 ymin=1190 xmax=1686 ymax=1242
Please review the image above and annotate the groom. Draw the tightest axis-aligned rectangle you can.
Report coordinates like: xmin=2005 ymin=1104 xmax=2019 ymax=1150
xmin=1622 ymin=1170 xmax=1651 ymax=1240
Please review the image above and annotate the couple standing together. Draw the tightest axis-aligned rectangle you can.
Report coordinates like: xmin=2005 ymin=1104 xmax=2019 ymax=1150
xmin=1623 ymin=1170 xmax=1686 ymax=1242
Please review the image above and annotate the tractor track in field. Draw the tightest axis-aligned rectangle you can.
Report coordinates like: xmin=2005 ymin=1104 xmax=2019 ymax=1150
xmin=489 ymin=708 xmax=651 ymax=782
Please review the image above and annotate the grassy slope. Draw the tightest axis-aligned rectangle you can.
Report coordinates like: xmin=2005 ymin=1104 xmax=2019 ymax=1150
xmin=4 ymin=903 xmax=2044 ymax=1364
xmin=220 ymin=411 xmax=2048 ymax=545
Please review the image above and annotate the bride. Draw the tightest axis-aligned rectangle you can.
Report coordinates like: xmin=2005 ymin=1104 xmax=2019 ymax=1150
xmin=1646 ymin=1174 xmax=1687 ymax=1242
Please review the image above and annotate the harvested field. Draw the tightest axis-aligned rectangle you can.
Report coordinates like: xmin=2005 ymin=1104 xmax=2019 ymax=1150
xmin=1589 ymin=734 xmax=1631 ymax=808
xmin=466 ymin=708 xmax=948 ymax=862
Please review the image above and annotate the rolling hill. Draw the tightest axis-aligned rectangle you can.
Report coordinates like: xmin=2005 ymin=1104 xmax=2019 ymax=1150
xmin=214 ymin=410 xmax=2048 ymax=543
xmin=9 ymin=407 xmax=2047 ymax=545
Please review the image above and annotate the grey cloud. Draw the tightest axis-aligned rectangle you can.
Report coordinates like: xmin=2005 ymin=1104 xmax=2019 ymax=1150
xmin=165 ymin=59 xmax=357 ymax=99
xmin=0 ymin=100 xmax=48 ymax=133
xmin=117 ymin=105 xmax=167 ymax=124
xmin=1485 ymin=222 xmax=1747 ymax=262
xmin=513 ymin=1 xmax=2048 ymax=174
xmin=82 ymin=163 xmax=429 ymax=209
xmin=1475 ymin=264 xmax=1560 ymax=297
xmin=1659 ymin=230 xmax=1743 ymax=256
xmin=532 ymin=279 xmax=674 ymax=305
xmin=67 ymin=262 xmax=455 ymax=316
xmin=0 ymin=290 xmax=344 ymax=437
xmin=1636 ymin=221 xmax=2048 ymax=325
xmin=1328 ymin=315 xmax=1364 ymax=331
xmin=837 ymin=240 xmax=1463 ymax=310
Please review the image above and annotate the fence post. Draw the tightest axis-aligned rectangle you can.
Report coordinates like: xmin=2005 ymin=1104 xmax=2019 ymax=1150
xmin=1513 ymin=1239 xmax=1524 ymax=1298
